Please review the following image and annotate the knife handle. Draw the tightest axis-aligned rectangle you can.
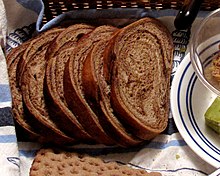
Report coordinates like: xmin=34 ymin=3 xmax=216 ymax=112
xmin=174 ymin=0 xmax=203 ymax=30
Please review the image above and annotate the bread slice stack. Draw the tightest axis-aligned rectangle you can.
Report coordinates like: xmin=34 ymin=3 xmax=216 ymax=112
xmin=7 ymin=17 xmax=173 ymax=147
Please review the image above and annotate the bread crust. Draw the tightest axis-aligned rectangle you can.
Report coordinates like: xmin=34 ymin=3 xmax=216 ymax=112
xmin=20 ymin=28 xmax=75 ymax=145
xmin=64 ymin=25 xmax=118 ymax=145
xmin=45 ymin=24 xmax=94 ymax=60
xmin=6 ymin=42 xmax=42 ymax=141
xmin=82 ymin=36 xmax=142 ymax=147
xmin=104 ymin=18 xmax=173 ymax=140
xmin=44 ymin=24 xmax=95 ymax=143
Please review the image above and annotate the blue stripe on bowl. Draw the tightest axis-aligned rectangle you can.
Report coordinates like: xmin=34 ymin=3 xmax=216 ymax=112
xmin=187 ymin=74 xmax=220 ymax=156
xmin=177 ymin=54 xmax=220 ymax=164
xmin=186 ymin=58 xmax=220 ymax=155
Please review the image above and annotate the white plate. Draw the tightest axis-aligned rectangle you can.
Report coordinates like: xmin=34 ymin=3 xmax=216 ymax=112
xmin=170 ymin=53 xmax=220 ymax=168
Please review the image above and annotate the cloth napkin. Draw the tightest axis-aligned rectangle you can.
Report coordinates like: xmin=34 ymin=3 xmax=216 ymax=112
xmin=0 ymin=0 xmax=217 ymax=175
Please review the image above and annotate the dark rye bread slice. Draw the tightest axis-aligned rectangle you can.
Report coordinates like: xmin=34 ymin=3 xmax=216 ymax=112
xmin=45 ymin=24 xmax=95 ymax=143
xmin=45 ymin=24 xmax=95 ymax=60
xmin=82 ymin=37 xmax=142 ymax=147
xmin=17 ymin=28 xmax=64 ymax=87
xmin=30 ymin=148 xmax=162 ymax=176
xmin=20 ymin=28 xmax=75 ymax=145
xmin=6 ymin=41 xmax=42 ymax=141
xmin=64 ymin=25 xmax=118 ymax=145
xmin=104 ymin=18 xmax=174 ymax=140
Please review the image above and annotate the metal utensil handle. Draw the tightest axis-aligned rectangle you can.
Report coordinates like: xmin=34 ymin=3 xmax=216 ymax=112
xmin=174 ymin=0 xmax=203 ymax=30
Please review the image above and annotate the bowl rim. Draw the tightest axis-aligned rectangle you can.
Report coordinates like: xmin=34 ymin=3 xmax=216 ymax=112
xmin=190 ymin=8 xmax=220 ymax=96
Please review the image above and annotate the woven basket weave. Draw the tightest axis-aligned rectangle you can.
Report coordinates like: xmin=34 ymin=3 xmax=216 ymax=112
xmin=42 ymin=0 xmax=220 ymax=23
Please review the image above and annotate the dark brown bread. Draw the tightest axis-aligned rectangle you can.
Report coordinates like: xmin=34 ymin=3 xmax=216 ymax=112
xmin=45 ymin=24 xmax=94 ymax=60
xmin=30 ymin=148 xmax=162 ymax=176
xmin=64 ymin=25 xmax=118 ymax=145
xmin=17 ymin=28 xmax=63 ymax=87
xmin=6 ymin=41 xmax=42 ymax=141
xmin=7 ymin=19 xmax=173 ymax=146
xmin=20 ymin=28 xmax=75 ymax=145
xmin=82 ymin=37 xmax=142 ymax=147
xmin=103 ymin=18 xmax=174 ymax=140
xmin=45 ymin=24 xmax=95 ymax=143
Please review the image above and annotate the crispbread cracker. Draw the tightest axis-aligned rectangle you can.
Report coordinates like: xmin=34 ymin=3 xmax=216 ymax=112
xmin=30 ymin=148 xmax=162 ymax=176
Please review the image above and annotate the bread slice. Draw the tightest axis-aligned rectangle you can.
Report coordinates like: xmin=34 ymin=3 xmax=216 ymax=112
xmin=17 ymin=28 xmax=64 ymax=87
xmin=82 ymin=37 xmax=142 ymax=147
xmin=30 ymin=148 xmax=162 ymax=176
xmin=6 ymin=41 xmax=42 ymax=141
xmin=45 ymin=24 xmax=95 ymax=60
xmin=45 ymin=24 xmax=95 ymax=143
xmin=64 ymin=25 xmax=118 ymax=145
xmin=103 ymin=18 xmax=174 ymax=140
xmin=20 ymin=28 xmax=75 ymax=145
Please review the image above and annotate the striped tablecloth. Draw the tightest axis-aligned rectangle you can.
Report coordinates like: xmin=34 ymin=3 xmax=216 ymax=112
xmin=0 ymin=0 xmax=216 ymax=175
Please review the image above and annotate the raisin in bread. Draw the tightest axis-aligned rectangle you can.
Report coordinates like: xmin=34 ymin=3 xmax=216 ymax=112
xmin=103 ymin=18 xmax=173 ymax=140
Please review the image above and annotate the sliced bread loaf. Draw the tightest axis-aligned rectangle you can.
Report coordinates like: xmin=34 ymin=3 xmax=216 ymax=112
xmin=82 ymin=37 xmax=142 ymax=147
xmin=103 ymin=18 xmax=173 ymax=140
xmin=45 ymin=24 xmax=95 ymax=143
xmin=20 ymin=28 xmax=75 ymax=145
xmin=64 ymin=25 xmax=118 ymax=145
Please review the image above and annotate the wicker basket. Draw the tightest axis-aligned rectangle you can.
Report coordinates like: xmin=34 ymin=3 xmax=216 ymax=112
xmin=42 ymin=0 xmax=220 ymax=23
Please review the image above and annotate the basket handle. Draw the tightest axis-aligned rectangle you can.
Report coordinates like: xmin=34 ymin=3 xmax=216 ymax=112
xmin=174 ymin=0 xmax=203 ymax=30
